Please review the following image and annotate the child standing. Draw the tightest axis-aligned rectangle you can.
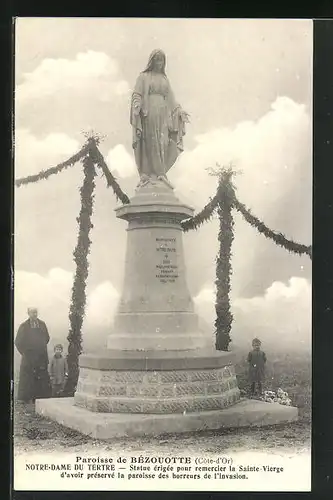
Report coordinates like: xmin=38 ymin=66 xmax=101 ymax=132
xmin=48 ymin=344 xmax=68 ymax=397
xmin=247 ymin=338 xmax=267 ymax=397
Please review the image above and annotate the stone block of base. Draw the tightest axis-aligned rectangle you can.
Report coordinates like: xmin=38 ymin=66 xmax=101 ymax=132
xmin=74 ymin=350 xmax=241 ymax=414
xmin=36 ymin=398 xmax=298 ymax=441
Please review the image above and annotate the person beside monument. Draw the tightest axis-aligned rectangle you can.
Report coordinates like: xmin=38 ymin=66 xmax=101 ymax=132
xmin=48 ymin=343 xmax=68 ymax=398
xmin=247 ymin=338 xmax=267 ymax=397
xmin=130 ymin=49 xmax=189 ymax=188
xmin=15 ymin=307 xmax=51 ymax=403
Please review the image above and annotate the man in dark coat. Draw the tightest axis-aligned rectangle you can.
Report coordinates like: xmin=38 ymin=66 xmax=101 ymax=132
xmin=15 ymin=307 xmax=51 ymax=403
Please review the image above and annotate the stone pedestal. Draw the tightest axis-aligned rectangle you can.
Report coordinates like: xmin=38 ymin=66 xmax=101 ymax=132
xmin=36 ymin=181 xmax=298 ymax=438
xmin=108 ymin=182 xmax=209 ymax=351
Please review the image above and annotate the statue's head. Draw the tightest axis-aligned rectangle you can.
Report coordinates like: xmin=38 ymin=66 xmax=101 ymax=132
xmin=143 ymin=49 xmax=166 ymax=74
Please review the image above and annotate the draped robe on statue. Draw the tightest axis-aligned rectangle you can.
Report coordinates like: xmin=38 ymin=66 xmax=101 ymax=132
xmin=130 ymin=71 xmax=187 ymax=178
xmin=15 ymin=319 xmax=51 ymax=401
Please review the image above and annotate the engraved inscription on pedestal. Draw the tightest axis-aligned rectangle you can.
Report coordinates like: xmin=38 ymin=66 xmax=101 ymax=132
xmin=156 ymin=237 xmax=179 ymax=283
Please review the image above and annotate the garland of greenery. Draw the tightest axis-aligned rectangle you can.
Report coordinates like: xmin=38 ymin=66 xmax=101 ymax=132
xmin=64 ymin=149 xmax=97 ymax=396
xmin=214 ymin=170 xmax=235 ymax=351
xmin=89 ymin=140 xmax=130 ymax=205
xmin=233 ymin=198 xmax=312 ymax=259
xmin=15 ymin=146 xmax=89 ymax=187
xmin=181 ymin=195 xmax=219 ymax=232
xmin=181 ymin=180 xmax=228 ymax=232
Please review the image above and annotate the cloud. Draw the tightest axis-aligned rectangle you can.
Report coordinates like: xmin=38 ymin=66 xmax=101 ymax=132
xmin=14 ymin=268 xmax=120 ymax=351
xmin=194 ymin=277 xmax=311 ymax=351
xmin=171 ymin=96 xmax=310 ymax=211
xmin=106 ymin=144 xmax=136 ymax=179
xmin=14 ymin=268 xmax=73 ymax=331
xmin=14 ymin=128 xmax=80 ymax=178
xmin=85 ymin=282 xmax=120 ymax=329
xmin=16 ymin=51 xmax=130 ymax=103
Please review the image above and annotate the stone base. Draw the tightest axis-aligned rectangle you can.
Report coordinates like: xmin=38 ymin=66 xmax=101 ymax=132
xmin=35 ymin=398 xmax=298 ymax=440
xmin=75 ymin=349 xmax=241 ymax=414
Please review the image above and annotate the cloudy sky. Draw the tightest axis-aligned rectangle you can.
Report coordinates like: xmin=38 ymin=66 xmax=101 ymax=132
xmin=14 ymin=18 xmax=312 ymax=351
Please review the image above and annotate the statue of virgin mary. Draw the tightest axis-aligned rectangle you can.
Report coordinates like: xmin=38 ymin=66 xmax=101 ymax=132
xmin=130 ymin=49 xmax=189 ymax=187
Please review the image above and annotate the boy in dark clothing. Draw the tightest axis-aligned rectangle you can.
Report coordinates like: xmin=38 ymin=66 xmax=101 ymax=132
xmin=247 ymin=338 xmax=267 ymax=397
xmin=48 ymin=344 xmax=68 ymax=397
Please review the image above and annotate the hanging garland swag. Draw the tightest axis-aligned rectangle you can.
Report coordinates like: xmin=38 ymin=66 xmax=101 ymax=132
xmin=15 ymin=146 xmax=89 ymax=187
xmin=233 ymin=198 xmax=312 ymax=259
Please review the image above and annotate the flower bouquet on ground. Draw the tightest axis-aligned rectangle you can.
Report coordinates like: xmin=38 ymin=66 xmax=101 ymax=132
xmin=260 ymin=388 xmax=292 ymax=406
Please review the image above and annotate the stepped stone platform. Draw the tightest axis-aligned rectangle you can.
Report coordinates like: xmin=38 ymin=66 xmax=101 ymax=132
xmin=36 ymin=349 xmax=298 ymax=440
xmin=36 ymin=397 xmax=298 ymax=440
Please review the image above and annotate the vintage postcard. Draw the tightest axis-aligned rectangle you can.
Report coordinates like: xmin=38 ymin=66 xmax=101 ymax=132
xmin=13 ymin=18 xmax=312 ymax=492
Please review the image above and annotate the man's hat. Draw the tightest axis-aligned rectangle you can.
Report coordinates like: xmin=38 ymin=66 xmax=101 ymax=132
xmin=252 ymin=337 xmax=262 ymax=345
